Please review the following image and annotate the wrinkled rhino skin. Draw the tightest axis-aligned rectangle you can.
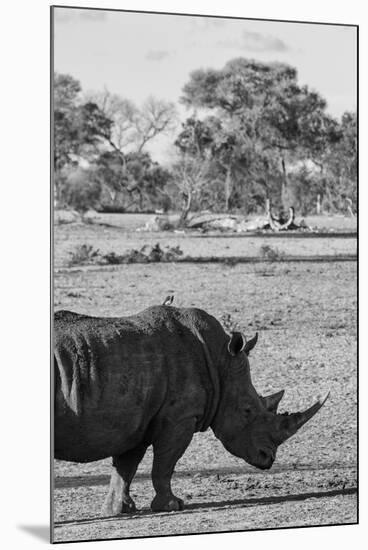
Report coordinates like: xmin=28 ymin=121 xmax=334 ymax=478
xmin=54 ymin=306 xmax=328 ymax=514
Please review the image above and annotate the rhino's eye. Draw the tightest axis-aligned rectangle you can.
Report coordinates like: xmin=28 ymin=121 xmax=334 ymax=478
xmin=243 ymin=407 xmax=252 ymax=415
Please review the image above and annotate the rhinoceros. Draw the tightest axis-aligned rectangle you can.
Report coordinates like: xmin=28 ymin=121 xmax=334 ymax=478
xmin=54 ymin=305 xmax=329 ymax=514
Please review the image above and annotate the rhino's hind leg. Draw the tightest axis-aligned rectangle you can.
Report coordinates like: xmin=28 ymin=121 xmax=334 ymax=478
xmin=102 ymin=444 xmax=147 ymax=516
xmin=150 ymin=419 xmax=196 ymax=512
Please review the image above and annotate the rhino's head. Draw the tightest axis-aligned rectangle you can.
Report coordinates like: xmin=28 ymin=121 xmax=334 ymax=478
xmin=212 ymin=331 xmax=329 ymax=470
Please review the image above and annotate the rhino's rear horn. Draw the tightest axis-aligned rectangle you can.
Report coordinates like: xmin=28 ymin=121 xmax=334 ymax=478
xmin=277 ymin=391 xmax=330 ymax=444
xmin=261 ymin=389 xmax=285 ymax=413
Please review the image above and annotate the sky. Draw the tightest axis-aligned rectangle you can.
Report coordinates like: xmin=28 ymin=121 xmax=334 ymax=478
xmin=53 ymin=7 xmax=357 ymax=162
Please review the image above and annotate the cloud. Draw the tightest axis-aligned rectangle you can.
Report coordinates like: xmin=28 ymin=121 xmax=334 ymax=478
xmin=145 ymin=50 xmax=170 ymax=61
xmin=242 ymin=30 xmax=288 ymax=52
xmin=217 ymin=30 xmax=289 ymax=53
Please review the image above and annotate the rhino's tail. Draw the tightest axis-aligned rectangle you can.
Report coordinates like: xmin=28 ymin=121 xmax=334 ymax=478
xmin=163 ymin=294 xmax=174 ymax=306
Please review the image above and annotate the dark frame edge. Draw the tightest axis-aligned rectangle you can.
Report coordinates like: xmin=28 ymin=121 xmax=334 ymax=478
xmin=50 ymin=4 xmax=55 ymax=545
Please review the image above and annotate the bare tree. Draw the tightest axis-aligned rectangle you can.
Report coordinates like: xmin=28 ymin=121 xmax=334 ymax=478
xmin=85 ymin=90 xmax=178 ymax=156
xmin=172 ymin=152 xmax=210 ymax=225
xmin=84 ymin=89 xmax=138 ymax=157
xmin=135 ymin=96 xmax=178 ymax=153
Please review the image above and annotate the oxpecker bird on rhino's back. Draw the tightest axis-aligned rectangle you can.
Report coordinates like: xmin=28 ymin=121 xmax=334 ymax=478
xmin=54 ymin=305 xmax=329 ymax=514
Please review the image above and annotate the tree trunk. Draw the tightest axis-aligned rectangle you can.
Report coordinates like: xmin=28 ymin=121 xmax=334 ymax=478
xmin=179 ymin=191 xmax=192 ymax=226
xmin=138 ymin=190 xmax=143 ymax=211
xmin=54 ymin=180 xmax=60 ymax=207
xmin=316 ymin=194 xmax=321 ymax=215
xmin=346 ymin=197 xmax=355 ymax=217
xmin=224 ymin=166 xmax=231 ymax=212
xmin=265 ymin=198 xmax=271 ymax=218
xmin=280 ymin=156 xmax=289 ymax=212
xmin=106 ymin=187 xmax=117 ymax=204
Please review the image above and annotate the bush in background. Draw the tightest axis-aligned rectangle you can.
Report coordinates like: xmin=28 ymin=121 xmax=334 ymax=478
xmin=62 ymin=167 xmax=102 ymax=214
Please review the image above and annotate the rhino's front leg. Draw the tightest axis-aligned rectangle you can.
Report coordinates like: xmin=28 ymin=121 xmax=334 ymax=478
xmin=151 ymin=419 xmax=196 ymax=512
xmin=102 ymin=443 xmax=147 ymax=516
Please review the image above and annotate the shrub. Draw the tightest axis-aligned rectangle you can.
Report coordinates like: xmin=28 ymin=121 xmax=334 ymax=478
xmin=102 ymin=244 xmax=183 ymax=265
xmin=63 ymin=167 xmax=102 ymax=213
xmin=68 ymin=244 xmax=100 ymax=266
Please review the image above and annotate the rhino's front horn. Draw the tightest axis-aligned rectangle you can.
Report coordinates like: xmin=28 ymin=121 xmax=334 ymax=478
xmin=261 ymin=389 xmax=285 ymax=413
xmin=276 ymin=391 xmax=330 ymax=444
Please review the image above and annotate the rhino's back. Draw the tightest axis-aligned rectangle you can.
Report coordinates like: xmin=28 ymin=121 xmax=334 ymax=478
xmin=54 ymin=306 xmax=224 ymax=462
xmin=54 ymin=309 xmax=170 ymax=460
xmin=54 ymin=305 xmax=225 ymax=358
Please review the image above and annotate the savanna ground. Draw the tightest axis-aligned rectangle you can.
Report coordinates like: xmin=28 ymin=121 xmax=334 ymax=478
xmin=53 ymin=213 xmax=357 ymax=543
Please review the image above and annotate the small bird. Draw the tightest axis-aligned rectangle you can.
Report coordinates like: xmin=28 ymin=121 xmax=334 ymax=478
xmin=163 ymin=294 xmax=174 ymax=306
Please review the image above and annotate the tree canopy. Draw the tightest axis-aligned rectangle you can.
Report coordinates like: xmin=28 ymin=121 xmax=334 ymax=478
xmin=53 ymin=62 xmax=356 ymax=218
xmin=180 ymin=59 xmax=346 ymax=213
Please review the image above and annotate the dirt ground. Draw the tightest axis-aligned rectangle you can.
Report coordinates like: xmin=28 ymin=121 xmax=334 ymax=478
xmin=53 ymin=216 xmax=357 ymax=542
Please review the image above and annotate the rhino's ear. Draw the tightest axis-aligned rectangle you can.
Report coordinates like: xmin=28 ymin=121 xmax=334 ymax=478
xmin=244 ymin=332 xmax=258 ymax=355
xmin=227 ymin=332 xmax=246 ymax=356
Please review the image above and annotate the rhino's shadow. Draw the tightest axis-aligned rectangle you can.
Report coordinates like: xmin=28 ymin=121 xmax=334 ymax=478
xmin=182 ymin=486 xmax=357 ymax=514
xmin=135 ymin=487 xmax=357 ymax=518
xmin=54 ymin=487 xmax=356 ymax=527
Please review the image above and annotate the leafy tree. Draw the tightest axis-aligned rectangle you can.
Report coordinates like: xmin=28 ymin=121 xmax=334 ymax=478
xmin=54 ymin=73 xmax=81 ymax=111
xmin=322 ymin=112 xmax=357 ymax=212
xmin=54 ymin=73 xmax=113 ymax=205
xmin=126 ymin=152 xmax=172 ymax=211
xmin=95 ymin=150 xmax=172 ymax=212
xmin=78 ymin=102 xmax=113 ymax=146
xmin=174 ymin=117 xmax=215 ymax=158
xmin=54 ymin=74 xmax=82 ymax=177
xmin=210 ymin=123 xmax=250 ymax=211
xmin=180 ymin=59 xmax=343 ymax=213
xmin=94 ymin=150 xmax=126 ymax=204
